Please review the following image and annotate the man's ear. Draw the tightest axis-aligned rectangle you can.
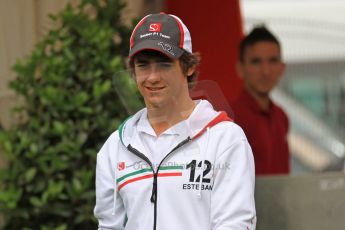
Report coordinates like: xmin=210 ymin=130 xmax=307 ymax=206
xmin=131 ymin=73 xmax=137 ymax=82
xmin=187 ymin=65 xmax=196 ymax=77
xmin=236 ymin=61 xmax=244 ymax=79
xmin=279 ymin=62 xmax=286 ymax=78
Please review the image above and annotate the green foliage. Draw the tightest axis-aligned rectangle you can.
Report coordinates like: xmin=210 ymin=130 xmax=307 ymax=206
xmin=0 ymin=0 xmax=142 ymax=229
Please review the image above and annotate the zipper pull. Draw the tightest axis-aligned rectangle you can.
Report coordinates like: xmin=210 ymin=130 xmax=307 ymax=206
xmin=150 ymin=174 xmax=157 ymax=203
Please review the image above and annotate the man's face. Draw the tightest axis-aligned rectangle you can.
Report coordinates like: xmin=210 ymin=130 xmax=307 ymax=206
xmin=133 ymin=52 xmax=192 ymax=109
xmin=238 ymin=41 xmax=285 ymax=97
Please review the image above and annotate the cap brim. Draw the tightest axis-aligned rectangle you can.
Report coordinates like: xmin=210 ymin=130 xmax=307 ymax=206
xmin=129 ymin=40 xmax=184 ymax=59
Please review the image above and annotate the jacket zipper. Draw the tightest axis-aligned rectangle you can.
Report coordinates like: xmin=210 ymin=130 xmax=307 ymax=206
xmin=127 ymin=137 xmax=191 ymax=230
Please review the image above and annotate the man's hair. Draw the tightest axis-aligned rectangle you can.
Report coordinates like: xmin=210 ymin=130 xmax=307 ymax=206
xmin=239 ymin=25 xmax=281 ymax=62
xmin=128 ymin=50 xmax=201 ymax=89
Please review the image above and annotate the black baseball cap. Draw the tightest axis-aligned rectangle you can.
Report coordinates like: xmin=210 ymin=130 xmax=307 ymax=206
xmin=129 ymin=13 xmax=192 ymax=59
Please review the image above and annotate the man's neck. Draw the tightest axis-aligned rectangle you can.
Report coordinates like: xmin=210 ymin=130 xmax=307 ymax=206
xmin=246 ymin=89 xmax=271 ymax=112
xmin=147 ymin=99 xmax=196 ymax=136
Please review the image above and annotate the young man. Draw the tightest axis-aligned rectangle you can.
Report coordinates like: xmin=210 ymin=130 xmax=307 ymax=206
xmin=232 ymin=26 xmax=290 ymax=175
xmin=94 ymin=13 xmax=256 ymax=230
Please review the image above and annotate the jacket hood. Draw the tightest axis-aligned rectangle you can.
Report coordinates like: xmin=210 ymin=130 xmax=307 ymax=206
xmin=118 ymin=100 xmax=232 ymax=147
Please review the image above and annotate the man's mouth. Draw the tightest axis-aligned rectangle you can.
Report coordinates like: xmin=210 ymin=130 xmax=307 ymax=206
xmin=146 ymin=86 xmax=165 ymax=91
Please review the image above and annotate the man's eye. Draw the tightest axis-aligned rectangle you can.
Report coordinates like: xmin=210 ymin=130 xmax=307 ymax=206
xmin=136 ymin=63 xmax=149 ymax=68
xmin=250 ymin=58 xmax=261 ymax=65
xmin=269 ymin=58 xmax=280 ymax=64
xmin=158 ymin=62 xmax=172 ymax=68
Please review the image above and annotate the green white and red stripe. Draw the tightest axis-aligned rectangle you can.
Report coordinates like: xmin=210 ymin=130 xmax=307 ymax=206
xmin=117 ymin=166 xmax=183 ymax=191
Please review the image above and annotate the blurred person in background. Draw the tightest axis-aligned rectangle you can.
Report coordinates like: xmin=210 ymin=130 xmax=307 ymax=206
xmin=231 ymin=26 xmax=290 ymax=175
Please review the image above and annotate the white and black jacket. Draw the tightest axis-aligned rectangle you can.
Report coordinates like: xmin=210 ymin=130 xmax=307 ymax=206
xmin=94 ymin=100 xmax=257 ymax=230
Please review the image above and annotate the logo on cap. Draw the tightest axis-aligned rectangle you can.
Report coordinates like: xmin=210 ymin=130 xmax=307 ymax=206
xmin=158 ymin=42 xmax=175 ymax=56
xmin=149 ymin=23 xmax=161 ymax=32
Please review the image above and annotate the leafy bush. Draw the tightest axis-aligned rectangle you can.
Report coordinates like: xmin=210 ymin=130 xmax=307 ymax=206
xmin=0 ymin=0 xmax=141 ymax=229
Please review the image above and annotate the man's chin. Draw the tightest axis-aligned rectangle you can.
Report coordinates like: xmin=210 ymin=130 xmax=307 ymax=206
xmin=256 ymin=91 xmax=270 ymax=98
xmin=146 ymin=99 xmax=167 ymax=109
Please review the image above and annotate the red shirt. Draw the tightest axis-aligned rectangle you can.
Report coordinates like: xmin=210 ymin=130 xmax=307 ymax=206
xmin=231 ymin=90 xmax=290 ymax=175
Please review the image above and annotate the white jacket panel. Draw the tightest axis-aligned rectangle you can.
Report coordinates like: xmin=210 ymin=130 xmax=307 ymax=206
xmin=94 ymin=133 xmax=126 ymax=229
xmin=94 ymin=100 xmax=256 ymax=230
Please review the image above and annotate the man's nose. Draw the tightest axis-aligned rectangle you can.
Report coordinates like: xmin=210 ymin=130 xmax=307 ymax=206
xmin=261 ymin=62 xmax=271 ymax=75
xmin=146 ymin=64 xmax=161 ymax=82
